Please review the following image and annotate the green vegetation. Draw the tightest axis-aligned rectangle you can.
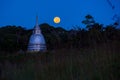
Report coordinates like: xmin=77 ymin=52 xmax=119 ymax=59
xmin=0 ymin=43 xmax=120 ymax=80
xmin=0 ymin=15 xmax=120 ymax=80
xmin=0 ymin=15 xmax=120 ymax=52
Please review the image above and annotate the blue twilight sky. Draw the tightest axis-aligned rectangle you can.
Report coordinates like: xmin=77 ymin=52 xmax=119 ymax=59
xmin=0 ymin=0 xmax=120 ymax=30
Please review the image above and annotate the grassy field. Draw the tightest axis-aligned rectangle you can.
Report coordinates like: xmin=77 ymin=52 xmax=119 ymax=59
xmin=0 ymin=42 xmax=120 ymax=80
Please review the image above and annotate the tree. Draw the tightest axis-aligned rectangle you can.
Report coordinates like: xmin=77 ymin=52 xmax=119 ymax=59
xmin=0 ymin=25 xmax=27 ymax=52
xmin=82 ymin=14 xmax=95 ymax=30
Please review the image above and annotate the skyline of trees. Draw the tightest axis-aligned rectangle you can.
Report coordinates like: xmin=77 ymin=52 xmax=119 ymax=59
xmin=0 ymin=14 xmax=120 ymax=53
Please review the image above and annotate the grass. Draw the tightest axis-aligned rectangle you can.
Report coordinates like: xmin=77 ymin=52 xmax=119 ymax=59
xmin=0 ymin=42 xmax=120 ymax=80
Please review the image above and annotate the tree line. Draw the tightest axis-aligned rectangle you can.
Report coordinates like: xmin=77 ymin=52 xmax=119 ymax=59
xmin=0 ymin=14 xmax=120 ymax=53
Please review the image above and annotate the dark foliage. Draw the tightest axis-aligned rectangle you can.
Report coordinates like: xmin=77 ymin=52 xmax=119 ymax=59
xmin=0 ymin=15 xmax=120 ymax=80
xmin=0 ymin=15 xmax=120 ymax=53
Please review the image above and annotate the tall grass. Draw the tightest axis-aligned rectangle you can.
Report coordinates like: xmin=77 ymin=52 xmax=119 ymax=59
xmin=0 ymin=42 xmax=120 ymax=80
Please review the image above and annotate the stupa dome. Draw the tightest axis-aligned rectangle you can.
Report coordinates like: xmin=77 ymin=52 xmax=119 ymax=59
xmin=29 ymin=34 xmax=45 ymax=45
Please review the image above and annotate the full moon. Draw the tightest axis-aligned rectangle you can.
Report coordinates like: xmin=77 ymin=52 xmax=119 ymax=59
xmin=53 ymin=17 xmax=60 ymax=24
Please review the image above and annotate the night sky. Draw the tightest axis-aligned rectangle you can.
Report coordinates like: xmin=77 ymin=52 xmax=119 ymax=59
xmin=0 ymin=0 xmax=120 ymax=30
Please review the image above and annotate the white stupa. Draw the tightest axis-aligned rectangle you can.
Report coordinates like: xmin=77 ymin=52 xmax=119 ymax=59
xmin=27 ymin=16 xmax=46 ymax=52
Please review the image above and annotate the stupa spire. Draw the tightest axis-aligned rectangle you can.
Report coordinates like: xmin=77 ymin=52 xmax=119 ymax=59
xmin=33 ymin=15 xmax=41 ymax=34
xmin=36 ymin=15 xmax=39 ymax=27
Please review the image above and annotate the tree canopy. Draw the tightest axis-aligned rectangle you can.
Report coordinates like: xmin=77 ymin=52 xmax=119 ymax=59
xmin=0 ymin=15 xmax=120 ymax=53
